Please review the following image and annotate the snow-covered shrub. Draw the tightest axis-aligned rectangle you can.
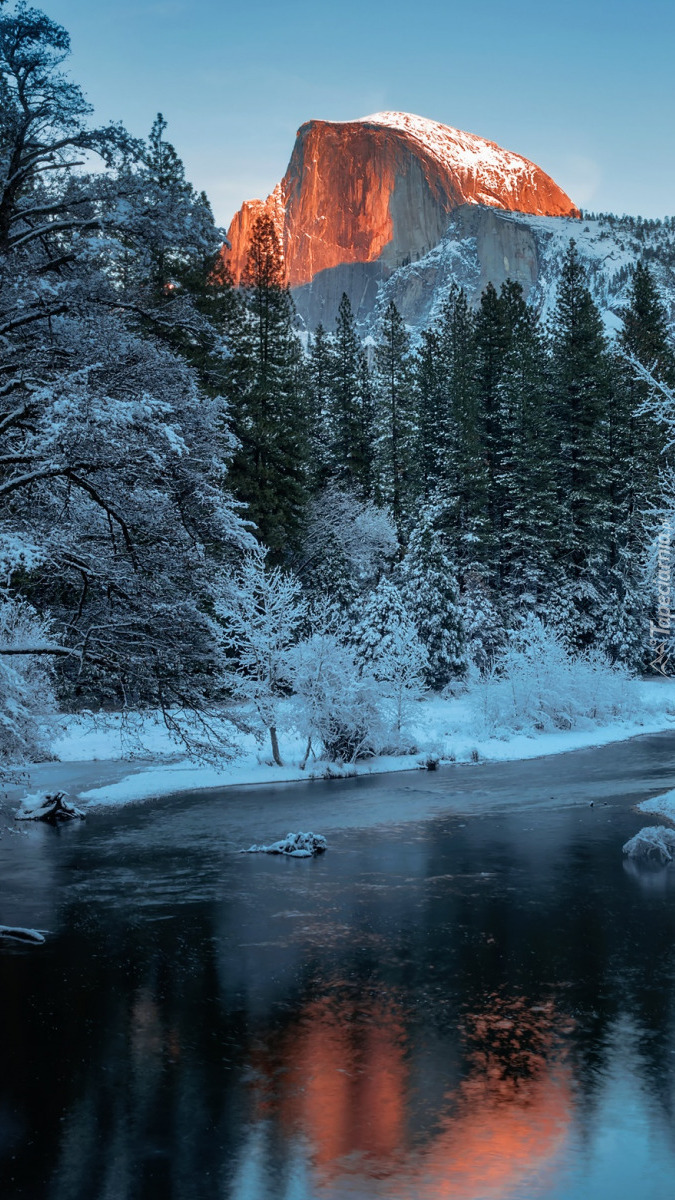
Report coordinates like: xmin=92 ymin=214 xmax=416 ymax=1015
xmin=474 ymin=615 xmax=636 ymax=737
xmin=289 ymin=619 xmax=386 ymax=764
xmin=15 ymin=792 xmax=84 ymax=823
xmin=244 ymin=832 xmax=327 ymax=857
xmin=218 ymin=545 xmax=306 ymax=766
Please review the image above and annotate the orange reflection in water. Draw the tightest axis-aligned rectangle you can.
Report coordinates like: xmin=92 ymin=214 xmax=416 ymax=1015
xmin=248 ymin=989 xmax=572 ymax=1198
xmin=253 ymin=993 xmax=408 ymax=1170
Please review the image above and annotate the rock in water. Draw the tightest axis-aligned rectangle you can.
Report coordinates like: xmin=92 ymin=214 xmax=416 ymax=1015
xmin=244 ymin=832 xmax=327 ymax=858
xmin=622 ymin=826 xmax=675 ymax=864
xmin=15 ymin=792 xmax=85 ymax=824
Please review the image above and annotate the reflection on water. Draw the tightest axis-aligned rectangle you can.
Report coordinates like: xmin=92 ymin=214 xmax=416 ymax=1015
xmin=239 ymin=989 xmax=572 ymax=1199
xmin=3 ymin=744 xmax=675 ymax=1198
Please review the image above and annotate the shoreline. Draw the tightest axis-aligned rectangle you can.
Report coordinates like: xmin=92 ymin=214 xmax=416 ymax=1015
xmin=4 ymin=705 xmax=675 ymax=821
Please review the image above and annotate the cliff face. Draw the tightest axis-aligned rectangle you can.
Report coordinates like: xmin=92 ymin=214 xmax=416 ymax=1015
xmin=224 ymin=112 xmax=579 ymax=293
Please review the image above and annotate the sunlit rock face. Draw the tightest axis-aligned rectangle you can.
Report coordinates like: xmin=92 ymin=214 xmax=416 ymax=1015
xmin=223 ymin=112 xmax=579 ymax=316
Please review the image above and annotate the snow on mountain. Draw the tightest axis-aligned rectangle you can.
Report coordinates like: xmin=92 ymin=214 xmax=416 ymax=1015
xmin=358 ymin=112 xmax=566 ymax=209
xmin=368 ymin=207 xmax=675 ymax=338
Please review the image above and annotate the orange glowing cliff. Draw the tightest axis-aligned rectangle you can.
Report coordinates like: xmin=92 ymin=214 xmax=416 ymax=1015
xmin=224 ymin=111 xmax=579 ymax=288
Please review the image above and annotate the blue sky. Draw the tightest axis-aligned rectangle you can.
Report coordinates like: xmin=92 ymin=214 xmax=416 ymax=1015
xmin=44 ymin=0 xmax=675 ymax=228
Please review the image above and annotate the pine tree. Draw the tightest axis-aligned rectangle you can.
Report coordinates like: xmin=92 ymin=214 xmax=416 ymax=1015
xmin=548 ymin=241 xmax=614 ymax=648
xmin=617 ymin=261 xmax=675 ymax=529
xmin=351 ymin=577 xmax=412 ymax=672
xmin=350 ymin=578 xmax=427 ymax=737
xmin=229 ymin=214 xmax=310 ymax=558
xmin=600 ymin=262 xmax=675 ymax=666
xmin=372 ymin=301 xmax=419 ymax=546
xmin=399 ymin=507 xmax=467 ymax=689
xmin=307 ymin=323 xmax=334 ymax=485
xmin=414 ymin=327 xmax=448 ymax=499
xmin=495 ymin=283 xmax=557 ymax=608
xmin=619 ymin=261 xmax=675 ymax=384
xmin=329 ymin=293 xmax=373 ymax=496
xmin=434 ymin=284 xmax=490 ymax=578
xmin=472 ymin=279 xmax=535 ymax=587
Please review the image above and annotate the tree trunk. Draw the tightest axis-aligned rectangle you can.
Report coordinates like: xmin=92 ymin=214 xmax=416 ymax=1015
xmin=269 ymin=725 xmax=283 ymax=767
xmin=299 ymin=736 xmax=312 ymax=770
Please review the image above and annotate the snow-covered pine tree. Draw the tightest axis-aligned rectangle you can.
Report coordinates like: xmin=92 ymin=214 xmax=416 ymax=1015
xmin=472 ymin=281 xmax=517 ymax=581
xmin=372 ymin=301 xmax=419 ymax=547
xmin=414 ymin=326 xmax=448 ymax=501
xmin=399 ymin=507 xmax=466 ymax=689
xmin=494 ymin=282 xmax=557 ymax=610
xmin=620 ymin=261 xmax=675 ymax=387
xmin=608 ymin=270 xmax=675 ymax=667
xmin=350 ymin=577 xmax=427 ymax=741
xmin=459 ymin=576 xmax=507 ymax=675
xmin=135 ymin=112 xmax=217 ymax=295
xmin=229 ymin=213 xmax=311 ymax=557
xmin=617 ymin=261 xmax=675 ymax=542
xmin=433 ymin=284 xmax=490 ymax=580
xmin=351 ymin=577 xmax=412 ymax=671
xmin=548 ymin=241 xmax=614 ymax=649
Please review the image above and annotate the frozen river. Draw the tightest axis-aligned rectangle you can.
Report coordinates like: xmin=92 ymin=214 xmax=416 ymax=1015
xmin=3 ymin=733 xmax=675 ymax=1199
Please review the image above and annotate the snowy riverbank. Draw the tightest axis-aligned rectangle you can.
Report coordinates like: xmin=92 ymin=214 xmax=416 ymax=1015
xmin=28 ymin=677 xmax=675 ymax=810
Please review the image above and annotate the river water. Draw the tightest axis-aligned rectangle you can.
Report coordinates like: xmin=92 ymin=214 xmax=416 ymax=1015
xmin=2 ymin=734 xmax=675 ymax=1200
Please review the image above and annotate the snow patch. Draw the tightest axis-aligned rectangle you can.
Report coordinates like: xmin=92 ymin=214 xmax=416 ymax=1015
xmin=637 ymin=788 xmax=675 ymax=824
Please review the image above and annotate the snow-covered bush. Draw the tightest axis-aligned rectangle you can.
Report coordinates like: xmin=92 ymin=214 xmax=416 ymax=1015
xmin=289 ymin=616 xmax=386 ymax=764
xmin=218 ymin=545 xmax=305 ymax=766
xmin=474 ymin=615 xmax=636 ymax=737
xmin=245 ymin=832 xmax=327 ymax=857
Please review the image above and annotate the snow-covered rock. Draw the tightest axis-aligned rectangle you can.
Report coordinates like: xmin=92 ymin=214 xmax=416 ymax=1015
xmin=622 ymin=826 xmax=675 ymax=864
xmin=15 ymin=792 xmax=85 ymax=824
xmin=244 ymin=831 xmax=327 ymax=858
